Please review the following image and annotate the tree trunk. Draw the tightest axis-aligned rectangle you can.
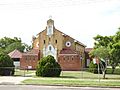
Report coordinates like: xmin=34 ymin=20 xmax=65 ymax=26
xmin=102 ymin=70 xmax=106 ymax=79
xmin=112 ymin=67 xmax=115 ymax=74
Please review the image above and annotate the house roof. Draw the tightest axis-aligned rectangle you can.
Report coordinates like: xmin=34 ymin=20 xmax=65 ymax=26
xmin=59 ymin=48 xmax=79 ymax=55
xmin=8 ymin=49 xmax=22 ymax=58
xmin=85 ymin=48 xmax=93 ymax=53
xmin=23 ymin=49 xmax=39 ymax=56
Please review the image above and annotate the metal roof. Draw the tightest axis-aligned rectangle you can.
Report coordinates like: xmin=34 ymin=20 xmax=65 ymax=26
xmin=8 ymin=49 xmax=22 ymax=58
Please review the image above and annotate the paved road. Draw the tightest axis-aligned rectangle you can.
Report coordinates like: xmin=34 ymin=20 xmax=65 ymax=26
xmin=0 ymin=85 xmax=120 ymax=90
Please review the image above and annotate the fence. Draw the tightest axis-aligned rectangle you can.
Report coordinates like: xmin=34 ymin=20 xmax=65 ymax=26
xmin=0 ymin=67 xmax=120 ymax=80
xmin=0 ymin=67 xmax=35 ymax=77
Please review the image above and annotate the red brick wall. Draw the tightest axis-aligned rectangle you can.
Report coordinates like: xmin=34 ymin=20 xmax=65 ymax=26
xmin=20 ymin=55 xmax=39 ymax=70
xmin=58 ymin=55 xmax=81 ymax=71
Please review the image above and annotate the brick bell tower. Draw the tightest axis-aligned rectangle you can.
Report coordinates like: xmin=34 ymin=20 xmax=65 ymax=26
xmin=43 ymin=16 xmax=57 ymax=61
xmin=46 ymin=16 xmax=54 ymax=37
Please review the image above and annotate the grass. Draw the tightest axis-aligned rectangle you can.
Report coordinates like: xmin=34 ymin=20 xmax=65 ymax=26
xmin=14 ymin=69 xmax=35 ymax=76
xmin=61 ymin=71 xmax=120 ymax=79
xmin=106 ymin=68 xmax=120 ymax=75
xmin=22 ymin=70 xmax=120 ymax=87
xmin=23 ymin=78 xmax=120 ymax=87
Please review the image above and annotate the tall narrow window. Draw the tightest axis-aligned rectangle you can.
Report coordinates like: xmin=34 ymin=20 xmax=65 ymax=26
xmin=72 ymin=57 xmax=73 ymax=60
xmin=44 ymin=40 xmax=45 ymax=44
xmin=55 ymin=40 xmax=57 ymax=44
xmin=49 ymin=46 xmax=52 ymax=51
xmin=49 ymin=38 xmax=51 ymax=41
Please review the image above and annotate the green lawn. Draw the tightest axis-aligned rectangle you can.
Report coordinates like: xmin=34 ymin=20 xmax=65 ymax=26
xmin=14 ymin=69 xmax=35 ymax=76
xmin=22 ymin=70 xmax=120 ymax=87
xmin=23 ymin=78 xmax=120 ymax=87
xmin=61 ymin=71 xmax=120 ymax=79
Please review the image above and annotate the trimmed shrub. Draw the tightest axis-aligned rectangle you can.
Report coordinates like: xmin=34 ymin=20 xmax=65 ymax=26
xmin=36 ymin=55 xmax=61 ymax=77
xmin=0 ymin=53 xmax=15 ymax=76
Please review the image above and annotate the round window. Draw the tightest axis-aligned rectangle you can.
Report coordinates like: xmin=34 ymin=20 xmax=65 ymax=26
xmin=65 ymin=41 xmax=71 ymax=47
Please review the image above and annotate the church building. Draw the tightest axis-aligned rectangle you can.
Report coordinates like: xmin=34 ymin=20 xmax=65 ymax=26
xmin=20 ymin=18 xmax=86 ymax=70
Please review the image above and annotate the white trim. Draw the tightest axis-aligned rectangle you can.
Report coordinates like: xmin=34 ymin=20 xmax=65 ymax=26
xmin=65 ymin=41 xmax=71 ymax=47
xmin=43 ymin=44 xmax=57 ymax=61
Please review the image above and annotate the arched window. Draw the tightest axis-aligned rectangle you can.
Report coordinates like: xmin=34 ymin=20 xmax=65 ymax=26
xmin=49 ymin=46 xmax=52 ymax=51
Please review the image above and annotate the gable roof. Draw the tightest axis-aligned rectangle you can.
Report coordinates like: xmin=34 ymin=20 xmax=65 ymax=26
xmin=85 ymin=48 xmax=93 ymax=53
xmin=8 ymin=49 xmax=22 ymax=58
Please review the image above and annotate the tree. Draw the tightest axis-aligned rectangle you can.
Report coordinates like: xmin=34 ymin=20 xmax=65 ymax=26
xmin=4 ymin=42 xmax=25 ymax=53
xmin=36 ymin=55 xmax=61 ymax=77
xmin=0 ymin=53 xmax=15 ymax=76
xmin=94 ymin=35 xmax=113 ymax=49
xmin=0 ymin=37 xmax=21 ymax=49
xmin=90 ymin=47 xmax=109 ymax=78
xmin=0 ymin=37 xmax=31 ymax=54
xmin=108 ymin=30 xmax=120 ymax=73
xmin=92 ymin=28 xmax=120 ymax=74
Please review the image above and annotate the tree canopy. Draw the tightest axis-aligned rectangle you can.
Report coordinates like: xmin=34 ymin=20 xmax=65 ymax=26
xmin=0 ymin=53 xmax=15 ymax=76
xmin=91 ymin=28 xmax=120 ymax=74
xmin=0 ymin=37 xmax=31 ymax=54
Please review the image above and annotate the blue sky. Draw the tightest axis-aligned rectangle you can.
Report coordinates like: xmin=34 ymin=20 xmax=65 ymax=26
xmin=0 ymin=0 xmax=120 ymax=47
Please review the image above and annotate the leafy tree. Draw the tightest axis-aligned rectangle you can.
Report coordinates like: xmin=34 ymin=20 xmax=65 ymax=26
xmin=4 ymin=42 xmax=25 ymax=53
xmin=90 ymin=47 xmax=109 ymax=59
xmin=0 ymin=53 xmax=15 ymax=76
xmin=0 ymin=37 xmax=31 ymax=54
xmin=90 ymin=47 xmax=108 ymax=78
xmin=94 ymin=35 xmax=113 ymax=49
xmin=0 ymin=37 xmax=21 ymax=49
xmin=90 ymin=35 xmax=111 ymax=78
xmin=36 ymin=55 xmax=61 ymax=77
xmin=108 ymin=30 xmax=120 ymax=73
xmin=23 ymin=43 xmax=32 ymax=52
xmin=92 ymin=28 xmax=120 ymax=74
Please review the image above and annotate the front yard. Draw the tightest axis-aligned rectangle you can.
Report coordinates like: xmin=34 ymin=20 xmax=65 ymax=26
xmin=22 ymin=70 xmax=120 ymax=87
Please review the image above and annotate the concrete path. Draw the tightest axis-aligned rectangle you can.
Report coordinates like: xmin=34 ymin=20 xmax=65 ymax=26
xmin=0 ymin=76 xmax=31 ymax=84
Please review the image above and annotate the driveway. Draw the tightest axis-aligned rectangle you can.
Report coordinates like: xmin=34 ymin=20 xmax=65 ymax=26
xmin=0 ymin=76 xmax=31 ymax=84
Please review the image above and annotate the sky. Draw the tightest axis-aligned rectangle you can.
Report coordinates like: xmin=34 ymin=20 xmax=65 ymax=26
xmin=0 ymin=0 xmax=120 ymax=48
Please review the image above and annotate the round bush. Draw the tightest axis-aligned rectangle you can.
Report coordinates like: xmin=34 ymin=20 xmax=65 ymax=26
xmin=36 ymin=55 xmax=61 ymax=77
xmin=0 ymin=53 xmax=15 ymax=76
